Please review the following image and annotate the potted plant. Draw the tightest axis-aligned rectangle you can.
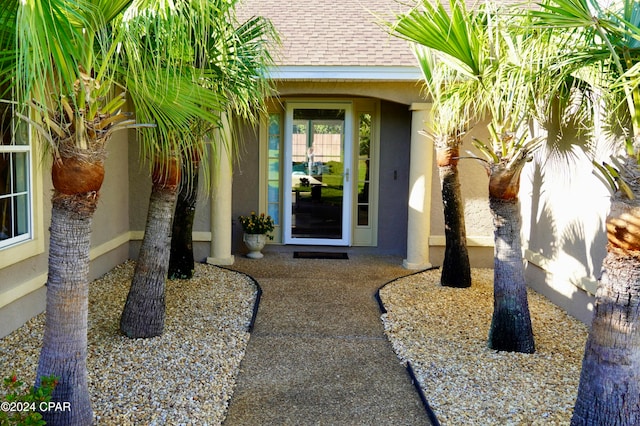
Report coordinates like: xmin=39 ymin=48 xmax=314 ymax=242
xmin=238 ymin=212 xmax=275 ymax=258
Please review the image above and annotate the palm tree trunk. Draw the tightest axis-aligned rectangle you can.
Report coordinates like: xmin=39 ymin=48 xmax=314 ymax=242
xmin=36 ymin=157 xmax=104 ymax=425
xmin=120 ymin=157 xmax=179 ymax=338
xmin=168 ymin=156 xmax=199 ymax=279
xmin=488 ymin=196 xmax=535 ymax=353
xmin=571 ymin=200 xmax=640 ymax=425
xmin=120 ymin=185 xmax=177 ymax=338
xmin=438 ymin=147 xmax=471 ymax=288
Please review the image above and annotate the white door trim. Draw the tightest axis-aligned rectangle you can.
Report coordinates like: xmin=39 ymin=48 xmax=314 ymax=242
xmin=283 ymin=101 xmax=353 ymax=246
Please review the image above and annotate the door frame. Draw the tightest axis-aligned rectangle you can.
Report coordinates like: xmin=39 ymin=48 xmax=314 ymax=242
xmin=282 ymin=101 xmax=354 ymax=246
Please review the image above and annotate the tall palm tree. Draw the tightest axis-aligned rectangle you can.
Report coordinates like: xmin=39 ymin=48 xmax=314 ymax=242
xmin=168 ymin=15 xmax=278 ymax=279
xmin=119 ymin=0 xmax=277 ymax=338
xmin=0 ymin=0 xmax=136 ymax=423
xmin=117 ymin=0 xmax=226 ymax=339
xmin=389 ymin=0 xmax=482 ymax=288
xmin=392 ymin=0 xmax=543 ymax=353
xmin=532 ymin=0 xmax=640 ymax=422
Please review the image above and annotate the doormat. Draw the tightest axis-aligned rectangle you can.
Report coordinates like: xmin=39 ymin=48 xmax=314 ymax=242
xmin=293 ymin=251 xmax=349 ymax=259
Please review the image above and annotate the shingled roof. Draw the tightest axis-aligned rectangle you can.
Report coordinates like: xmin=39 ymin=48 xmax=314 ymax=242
xmin=238 ymin=0 xmax=417 ymax=69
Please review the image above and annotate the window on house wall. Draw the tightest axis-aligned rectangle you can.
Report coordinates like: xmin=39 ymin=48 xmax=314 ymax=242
xmin=357 ymin=113 xmax=371 ymax=226
xmin=0 ymin=89 xmax=32 ymax=249
xmin=267 ymin=113 xmax=281 ymax=225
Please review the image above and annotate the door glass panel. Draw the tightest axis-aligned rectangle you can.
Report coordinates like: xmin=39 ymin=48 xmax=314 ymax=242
xmin=357 ymin=113 xmax=371 ymax=226
xmin=290 ymin=108 xmax=345 ymax=239
xmin=268 ymin=113 xmax=281 ymax=226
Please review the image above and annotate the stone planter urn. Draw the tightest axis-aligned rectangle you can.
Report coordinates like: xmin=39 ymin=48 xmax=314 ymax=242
xmin=243 ymin=233 xmax=267 ymax=259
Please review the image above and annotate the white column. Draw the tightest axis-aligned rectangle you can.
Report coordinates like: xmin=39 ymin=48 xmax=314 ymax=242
xmin=403 ymin=103 xmax=433 ymax=270
xmin=207 ymin=116 xmax=235 ymax=266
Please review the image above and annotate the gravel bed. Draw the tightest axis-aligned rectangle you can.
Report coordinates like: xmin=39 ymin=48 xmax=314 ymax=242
xmin=379 ymin=268 xmax=590 ymax=426
xmin=1 ymin=261 xmax=258 ymax=425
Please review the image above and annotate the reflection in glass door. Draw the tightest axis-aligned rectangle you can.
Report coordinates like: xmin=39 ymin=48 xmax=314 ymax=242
xmin=283 ymin=103 xmax=352 ymax=245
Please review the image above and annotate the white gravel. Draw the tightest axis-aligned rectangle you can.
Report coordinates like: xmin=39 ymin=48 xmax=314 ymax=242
xmin=379 ymin=267 xmax=590 ymax=426
xmin=0 ymin=261 xmax=258 ymax=425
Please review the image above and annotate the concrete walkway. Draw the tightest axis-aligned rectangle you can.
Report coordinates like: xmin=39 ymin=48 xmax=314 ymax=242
xmin=223 ymin=250 xmax=433 ymax=425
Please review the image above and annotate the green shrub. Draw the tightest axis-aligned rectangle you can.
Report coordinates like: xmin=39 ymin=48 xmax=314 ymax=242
xmin=0 ymin=374 xmax=58 ymax=426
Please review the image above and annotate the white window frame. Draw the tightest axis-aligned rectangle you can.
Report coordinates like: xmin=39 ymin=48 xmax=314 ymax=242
xmin=352 ymin=99 xmax=380 ymax=246
xmin=0 ymin=103 xmax=43 ymax=266
xmin=258 ymin=108 xmax=283 ymax=243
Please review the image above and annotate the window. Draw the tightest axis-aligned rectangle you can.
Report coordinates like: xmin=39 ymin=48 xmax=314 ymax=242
xmin=351 ymin=99 xmax=379 ymax=246
xmin=357 ymin=113 xmax=372 ymax=226
xmin=0 ymin=91 xmax=32 ymax=249
xmin=267 ymin=113 xmax=281 ymax=225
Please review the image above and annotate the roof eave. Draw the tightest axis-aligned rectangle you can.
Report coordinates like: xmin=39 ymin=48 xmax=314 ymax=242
xmin=267 ymin=65 xmax=422 ymax=82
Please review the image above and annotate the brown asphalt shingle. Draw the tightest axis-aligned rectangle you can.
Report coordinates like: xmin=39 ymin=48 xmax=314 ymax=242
xmin=238 ymin=0 xmax=417 ymax=67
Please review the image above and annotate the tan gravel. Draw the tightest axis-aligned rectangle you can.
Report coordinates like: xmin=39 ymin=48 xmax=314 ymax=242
xmin=0 ymin=261 xmax=258 ymax=425
xmin=379 ymin=267 xmax=590 ymax=426
xmin=3 ymin=259 xmax=590 ymax=425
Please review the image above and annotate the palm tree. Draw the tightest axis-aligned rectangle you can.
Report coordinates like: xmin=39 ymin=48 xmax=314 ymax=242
xmin=116 ymin=0 xmax=226 ymax=338
xmin=119 ymin=0 xmax=277 ymax=338
xmin=389 ymin=0 xmax=481 ymax=288
xmin=532 ymin=0 xmax=640 ymax=422
xmin=392 ymin=0 xmax=542 ymax=353
xmin=168 ymin=15 xmax=278 ymax=279
xmin=169 ymin=146 xmax=200 ymax=279
xmin=0 ymin=0 xmax=136 ymax=423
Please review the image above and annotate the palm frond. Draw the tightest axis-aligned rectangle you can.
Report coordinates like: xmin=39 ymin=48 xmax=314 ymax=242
xmin=114 ymin=0 xmax=278 ymax=185
xmin=390 ymin=0 xmax=487 ymax=80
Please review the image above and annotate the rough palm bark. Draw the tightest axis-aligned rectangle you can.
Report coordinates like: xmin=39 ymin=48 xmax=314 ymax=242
xmin=31 ymin=70 xmax=129 ymax=424
xmin=36 ymin=192 xmax=96 ymax=426
xmin=437 ymin=145 xmax=471 ymax=288
xmin=35 ymin=151 xmax=107 ymax=425
xmin=168 ymin=155 xmax=199 ymax=279
xmin=120 ymin=157 xmax=179 ymax=338
xmin=486 ymin=160 xmax=535 ymax=353
xmin=571 ymin=195 xmax=640 ymax=425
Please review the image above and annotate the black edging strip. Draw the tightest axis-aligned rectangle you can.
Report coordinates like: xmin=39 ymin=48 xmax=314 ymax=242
xmin=376 ymin=266 xmax=441 ymax=426
xmin=406 ymin=361 xmax=441 ymax=426
xmin=246 ymin=279 xmax=262 ymax=333
xmin=212 ymin=264 xmax=262 ymax=333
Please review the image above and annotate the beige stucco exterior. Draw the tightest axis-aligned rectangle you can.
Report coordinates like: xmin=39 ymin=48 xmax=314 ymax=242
xmin=1 ymin=74 xmax=605 ymax=337
xmin=521 ymin=149 xmax=608 ymax=324
xmin=0 ymin=129 xmax=131 ymax=337
xmin=0 ymin=0 xmax=605 ymax=337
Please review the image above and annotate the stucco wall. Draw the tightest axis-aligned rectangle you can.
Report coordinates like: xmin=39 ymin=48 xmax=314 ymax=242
xmin=127 ymin=140 xmax=213 ymax=262
xmin=275 ymin=81 xmax=424 ymax=106
xmin=90 ymin=131 xmax=131 ymax=276
xmin=0 ymin=129 xmax=131 ymax=338
xmin=232 ymin=124 xmax=261 ymax=254
xmin=520 ymin=147 xmax=605 ymax=324
xmin=376 ymin=100 xmax=411 ymax=255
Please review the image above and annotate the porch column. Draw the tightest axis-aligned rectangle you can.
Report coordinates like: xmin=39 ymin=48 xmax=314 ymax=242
xmin=207 ymin=116 xmax=235 ymax=266
xmin=403 ymin=103 xmax=433 ymax=270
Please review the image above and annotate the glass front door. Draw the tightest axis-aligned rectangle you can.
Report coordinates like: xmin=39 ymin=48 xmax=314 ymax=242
xmin=283 ymin=103 xmax=353 ymax=245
